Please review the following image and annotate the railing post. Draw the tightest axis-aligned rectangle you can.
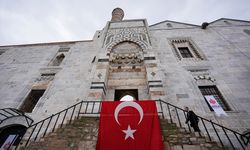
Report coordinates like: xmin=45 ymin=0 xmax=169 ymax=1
xmin=91 ymin=102 xmax=95 ymax=113
xmin=0 ymin=112 xmax=8 ymax=118
xmin=52 ymin=113 xmax=60 ymax=132
xmin=210 ymin=120 xmax=224 ymax=147
xmin=3 ymin=109 xmax=15 ymax=116
xmin=167 ymin=104 xmax=173 ymax=123
xmin=61 ymin=109 xmax=68 ymax=128
xmin=85 ymin=102 xmax=89 ymax=113
xmin=69 ymin=105 xmax=76 ymax=124
xmin=9 ymin=108 xmax=22 ymax=115
xmin=43 ymin=116 xmax=53 ymax=137
xmin=159 ymin=100 xmax=164 ymax=119
xmin=201 ymin=118 xmax=211 ymax=141
xmin=183 ymin=111 xmax=191 ymax=132
xmin=175 ymin=108 xmax=182 ymax=128
xmin=98 ymin=101 xmax=101 ymax=113
xmin=77 ymin=101 xmax=83 ymax=119
xmin=25 ymin=124 xmax=38 ymax=147
xmin=34 ymin=121 xmax=45 ymax=141
xmin=234 ymin=133 xmax=245 ymax=150
xmin=222 ymin=127 xmax=235 ymax=149
xmin=241 ymin=132 xmax=250 ymax=145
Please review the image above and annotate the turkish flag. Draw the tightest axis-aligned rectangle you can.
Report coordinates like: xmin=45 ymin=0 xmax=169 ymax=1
xmin=96 ymin=100 xmax=164 ymax=150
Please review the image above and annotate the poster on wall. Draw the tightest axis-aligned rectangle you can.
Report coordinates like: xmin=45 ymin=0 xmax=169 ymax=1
xmin=0 ymin=135 xmax=17 ymax=150
xmin=205 ymin=95 xmax=228 ymax=117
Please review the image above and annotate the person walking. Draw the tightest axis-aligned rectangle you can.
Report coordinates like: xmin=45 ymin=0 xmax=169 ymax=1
xmin=185 ymin=107 xmax=200 ymax=132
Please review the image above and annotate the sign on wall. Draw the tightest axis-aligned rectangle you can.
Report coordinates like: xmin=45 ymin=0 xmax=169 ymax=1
xmin=205 ymin=95 xmax=228 ymax=117
xmin=0 ymin=135 xmax=17 ymax=150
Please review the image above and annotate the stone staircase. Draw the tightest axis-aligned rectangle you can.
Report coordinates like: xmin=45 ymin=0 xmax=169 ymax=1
xmin=19 ymin=117 xmax=228 ymax=150
xmin=19 ymin=117 xmax=99 ymax=150
xmin=160 ymin=119 xmax=228 ymax=150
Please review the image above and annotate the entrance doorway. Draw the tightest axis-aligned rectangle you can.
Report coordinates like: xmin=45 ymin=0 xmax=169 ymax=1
xmin=0 ymin=125 xmax=27 ymax=149
xmin=114 ymin=89 xmax=138 ymax=101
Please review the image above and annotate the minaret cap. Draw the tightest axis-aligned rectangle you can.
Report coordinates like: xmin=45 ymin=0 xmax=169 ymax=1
xmin=111 ymin=8 xmax=124 ymax=21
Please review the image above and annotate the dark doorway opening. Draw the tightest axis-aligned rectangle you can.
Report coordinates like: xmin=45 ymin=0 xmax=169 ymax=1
xmin=20 ymin=89 xmax=46 ymax=113
xmin=0 ymin=125 xmax=27 ymax=148
xmin=114 ymin=89 xmax=138 ymax=101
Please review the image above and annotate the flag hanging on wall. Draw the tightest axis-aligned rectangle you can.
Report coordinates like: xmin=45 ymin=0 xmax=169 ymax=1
xmin=205 ymin=95 xmax=228 ymax=116
xmin=96 ymin=100 xmax=164 ymax=150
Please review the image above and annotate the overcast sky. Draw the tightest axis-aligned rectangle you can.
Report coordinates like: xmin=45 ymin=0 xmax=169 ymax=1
xmin=0 ymin=0 xmax=249 ymax=45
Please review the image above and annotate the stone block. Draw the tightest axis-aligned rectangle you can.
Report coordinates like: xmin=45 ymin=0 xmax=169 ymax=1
xmin=204 ymin=143 xmax=212 ymax=147
xmin=183 ymin=145 xmax=201 ymax=150
xmin=171 ymin=145 xmax=183 ymax=150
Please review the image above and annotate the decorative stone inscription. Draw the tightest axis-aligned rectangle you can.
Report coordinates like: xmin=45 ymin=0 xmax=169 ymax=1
xmin=105 ymin=27 xmax=149 ymax=51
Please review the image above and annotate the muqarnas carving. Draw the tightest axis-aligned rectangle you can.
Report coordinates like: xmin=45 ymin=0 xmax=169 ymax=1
xmin=109 ymin=42 xmax=144 ymax=66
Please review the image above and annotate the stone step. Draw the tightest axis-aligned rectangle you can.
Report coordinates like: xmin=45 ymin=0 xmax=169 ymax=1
xmin=24 ymin=117 xmax=229 ymax=150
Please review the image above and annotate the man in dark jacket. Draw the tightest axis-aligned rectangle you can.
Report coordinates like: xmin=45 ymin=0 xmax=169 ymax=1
xmin=185 ymin=107 xmax=200 ymax=132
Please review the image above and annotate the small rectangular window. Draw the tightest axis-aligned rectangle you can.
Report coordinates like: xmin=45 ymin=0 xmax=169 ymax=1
xmin=98 ymin=58 xmax=109 ymax=62
xmin=144 ymin=56 xmax=156 ymax=60
xmin=58 ymin=47 xmax=70 ymax=52
xmin=170 ymin=38 xmax=205 ymax=61
xmin=50 ymin=53 xmax=65 ymax=66
xmin=178 ymin=47 xmax=193 ymax=58
xmin=199 ymin=86 xmax=230 ymax=111
xmin=0 ymin=49 xmax=6 ymax=55
xmin=20 ymin=89 xmax=46 ymax=113
xmin=92 ymin=56 xmax=96 ymax=63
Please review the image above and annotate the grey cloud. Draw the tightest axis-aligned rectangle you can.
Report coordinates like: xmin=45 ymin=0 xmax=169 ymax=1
xmin=0 ymin=0 xmax=249 ymax=45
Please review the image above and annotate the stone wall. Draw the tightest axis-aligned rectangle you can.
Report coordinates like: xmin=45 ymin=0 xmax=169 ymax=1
xmin=0 ymin=17 xmax=249 ymax=132
xmin=149 ymin=19 xmax=250 ymax=131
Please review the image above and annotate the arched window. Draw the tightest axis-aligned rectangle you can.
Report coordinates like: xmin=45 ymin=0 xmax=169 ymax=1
xmin=224 ymin=20 xmax=231 ymax=25
xmin=49 ymin=53 xmax=65 ymax=66
xmin=120 ymin=95 xmax=135 ymax=101
xmin=166 ymin=23 xmax=172 ymax=27
xmin=243 ymin=29 xmax=250 ymax=36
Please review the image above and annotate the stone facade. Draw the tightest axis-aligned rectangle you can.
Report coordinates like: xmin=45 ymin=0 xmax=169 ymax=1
xmin=0 ymin=8 xmax=250 ymax=134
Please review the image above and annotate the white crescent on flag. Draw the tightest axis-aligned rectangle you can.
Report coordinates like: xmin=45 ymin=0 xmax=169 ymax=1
xmin=114 ymin=101 xmax=144 ymax=125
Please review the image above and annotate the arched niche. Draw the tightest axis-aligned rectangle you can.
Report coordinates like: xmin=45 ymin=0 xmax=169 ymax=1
xmin=120 ymin=95 xmax=135 ymax=101
xmin=111 ymin=41 xmax=142 ymax=53
xmin=109 ymin=41 xmax=144 ymax=67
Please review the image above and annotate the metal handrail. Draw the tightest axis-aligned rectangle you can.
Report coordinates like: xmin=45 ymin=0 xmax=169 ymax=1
xmin=156 ymin=99 xmax=249 ymax=150
xmin=241 ymin=130 xmax=250 ymax=146
xmin=0 ymin=108 xmax=33 ymax=127
xmin=13 ymin=100 xmax=249 ymax=150
xmin=15 ymin=100 xmax=101 ymax=149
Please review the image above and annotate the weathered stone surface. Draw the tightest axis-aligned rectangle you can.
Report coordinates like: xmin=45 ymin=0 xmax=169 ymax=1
xmin=24 ymin=117 xmax=98 ymax=150
xmin=160 ymin=119 xmax=230 ymax=150
xmin=183 ymin=144 xmax=201 ymax=150
xmin=20 ymin=117 xmax=229 ymax=150
xmin=0 ymin=9 xmax=249 ymax=150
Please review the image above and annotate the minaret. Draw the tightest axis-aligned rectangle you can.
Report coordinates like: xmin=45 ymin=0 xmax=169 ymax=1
xmin=111 ymin=8 xmax=124 ymax=21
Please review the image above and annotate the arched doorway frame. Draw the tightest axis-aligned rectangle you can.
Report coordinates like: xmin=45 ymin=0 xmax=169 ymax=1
xmin=114 ymin=89 xmax=138 ymax=101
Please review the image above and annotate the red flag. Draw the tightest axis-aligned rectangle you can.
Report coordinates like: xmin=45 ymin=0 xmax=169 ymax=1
xmin=96 ymin=100 xmax=164 ymax=150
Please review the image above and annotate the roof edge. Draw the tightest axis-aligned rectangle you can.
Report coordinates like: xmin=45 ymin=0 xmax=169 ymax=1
xmin=149 ymin=20 xmax=200 ymax=28
xmin=209 ymin=18 xmax=250 ymax=25
xmin=149 ymin=18 xmax=250 ymax=28
xmin=0 ymin=40 xmax=93 ymax=48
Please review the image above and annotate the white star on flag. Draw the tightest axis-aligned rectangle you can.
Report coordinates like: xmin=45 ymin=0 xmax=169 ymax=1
xmin=122 ymin=125 xmax=136 ymax=140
